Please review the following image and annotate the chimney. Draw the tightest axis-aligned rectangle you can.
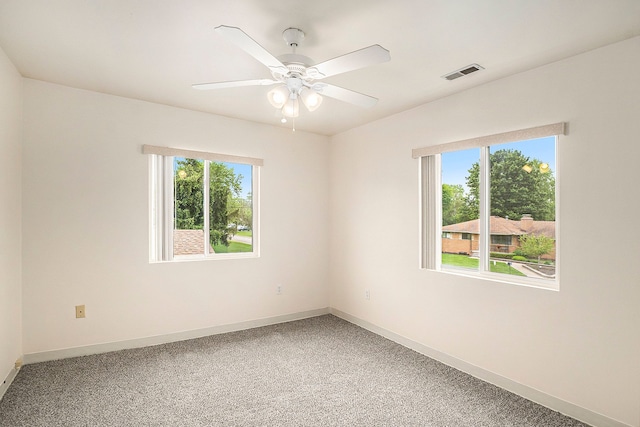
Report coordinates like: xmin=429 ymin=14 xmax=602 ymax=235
xmin=520 ymin=214 xmax=533 ymax=231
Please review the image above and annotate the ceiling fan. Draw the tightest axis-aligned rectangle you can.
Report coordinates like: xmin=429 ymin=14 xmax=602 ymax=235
xmin=193 ymin=26 xmax=391 ymax=124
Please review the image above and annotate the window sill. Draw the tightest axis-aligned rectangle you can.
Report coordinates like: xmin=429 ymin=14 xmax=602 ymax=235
xmin=427 ymin=267 xmax=559 ymax=291
xmin=150 ymin=252 xmax=260 ymax=263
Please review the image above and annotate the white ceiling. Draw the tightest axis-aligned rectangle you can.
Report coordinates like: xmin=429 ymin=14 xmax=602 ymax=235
xmin=1 ymin=0 xmax=639 ymax=136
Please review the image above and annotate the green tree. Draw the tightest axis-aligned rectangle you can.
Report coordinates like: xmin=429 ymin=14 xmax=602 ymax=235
xmin=227 ymin=193 xmax=252 ymax=231
xmin=442 ymin=183 xmax=470 ymax=225
xmin=465 ymin=149 xmax=555 ymax=221
xmin=240 ymin=192 xmax=253 ymax=230
xmin=175 ymin=160 xmax=242 ymax=247
xmin=175 ymin=159 xmax=204 ymax=230
xmin=209 ymin=162 xmax=242 ymax=246
xmin=518 ymin=234 xmax=555 ymax=262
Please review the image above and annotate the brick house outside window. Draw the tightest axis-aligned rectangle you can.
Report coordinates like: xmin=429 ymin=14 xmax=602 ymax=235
xmin=441 ymin=214 xmax=555 ymax=260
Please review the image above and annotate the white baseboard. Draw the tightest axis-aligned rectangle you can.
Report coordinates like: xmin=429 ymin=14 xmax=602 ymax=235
xmin=329 ymin=308 xmax=630 ymax=427
xmin=0 ymin=366 xmax=20 ymax=402
xmin=23 ymin=308 xmax=330 ymax=365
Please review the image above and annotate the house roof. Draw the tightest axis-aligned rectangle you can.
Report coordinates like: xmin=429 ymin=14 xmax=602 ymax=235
xmin=173 ymin=229 xmax=213 ymax=255
xmin=442 ymin=216 xmax=555 ymax=239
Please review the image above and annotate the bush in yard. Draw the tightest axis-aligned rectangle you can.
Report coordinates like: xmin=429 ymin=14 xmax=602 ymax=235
xmin=512 ymin=255 xmax=527 ymax=262
xmin=490 ymin=252 xmax=514 ymax=260
xmin=518 ymin=234 xmax=555 ymax=263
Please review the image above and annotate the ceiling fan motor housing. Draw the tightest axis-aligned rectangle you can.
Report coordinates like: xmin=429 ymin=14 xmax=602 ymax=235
xmin=277 ymin=28 xmax=315 ymax=82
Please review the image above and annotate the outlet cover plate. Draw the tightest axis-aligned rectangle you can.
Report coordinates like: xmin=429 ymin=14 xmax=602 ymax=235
xmin=75 ymin=305 xmax=86 ymax=318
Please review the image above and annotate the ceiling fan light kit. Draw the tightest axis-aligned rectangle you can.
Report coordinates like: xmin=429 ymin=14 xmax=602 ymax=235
xmin=193 ymin=25 xmax=391 ymax=127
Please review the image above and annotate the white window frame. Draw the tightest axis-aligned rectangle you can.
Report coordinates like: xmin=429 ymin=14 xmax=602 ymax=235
xmin=413 ymin=123 xmax=565 ymax=289
xmin=145 ymin=145 xmax=261 ymax=262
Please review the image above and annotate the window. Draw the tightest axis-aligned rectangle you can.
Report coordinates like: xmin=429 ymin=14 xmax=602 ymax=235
xmin=144 ymin=145 xmax=261 ymax=262
xmin=414 ymin=123 xmax=563 ymax=288
xmin=491 ymin=235 xmax=512 ymax=246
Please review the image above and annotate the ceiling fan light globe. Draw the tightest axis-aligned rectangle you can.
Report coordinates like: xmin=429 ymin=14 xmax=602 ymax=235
xmin=282 ymin=98 xmax=300 ymax=118
xmin=267 ymin=86 xmax=289 ymax=108
xmin=301 ymin=88 xmax=323 ymax=112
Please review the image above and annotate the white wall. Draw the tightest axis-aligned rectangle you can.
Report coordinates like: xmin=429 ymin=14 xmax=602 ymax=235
xmin=329 ymin=36 xmax=640 ymax=426
xmin=21 ymin=80 xmax=330 ymax=354
xmin=0 ymin=46 xmax=22 ymax=388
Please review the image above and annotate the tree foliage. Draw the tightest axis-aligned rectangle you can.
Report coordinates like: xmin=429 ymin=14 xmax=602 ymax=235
xmin=518 ymin=234 xmax=555 ymax=262
xmin=227 ymin=193 xmax=252 ymax=231
xmin=209 ymin=162 xmax=242 ymax=246
xmin=174 ymin=159 xmax=244 ymax=247
xmin=442 ymin=184 xmax=471 ymax=225
xmin=465 ymin=149 xmax=555 ymax=221
xmin=175 ymin=159 xmax=205 ymax=230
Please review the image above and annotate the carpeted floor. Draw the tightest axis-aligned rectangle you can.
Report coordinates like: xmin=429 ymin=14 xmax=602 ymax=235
xmin=0 ymin=315 xmax=587 ymax=426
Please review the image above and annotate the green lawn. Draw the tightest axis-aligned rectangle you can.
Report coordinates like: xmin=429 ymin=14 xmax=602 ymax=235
xmin=213 ymin=241 xmax=253 ymax=253
xmin=442 ymin=254 xmax=525 ymax=276
xmin=236 ymin=231 xmax=252 ymax=237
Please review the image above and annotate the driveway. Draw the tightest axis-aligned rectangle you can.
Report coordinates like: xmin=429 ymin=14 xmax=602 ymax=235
xmin=508 ymin=261 xmax=555 ymax=279
xmin=231 ymin=234 xmax=252 ymax=245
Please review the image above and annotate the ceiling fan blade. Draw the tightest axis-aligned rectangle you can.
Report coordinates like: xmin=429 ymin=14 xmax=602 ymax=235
xmin=192 ymin=79 xmax=279 ymax=90
xmin=307 ymin=45 xmax=390 ymax=79
xmin=215 ymin=25 xmax=287 ymax=75
xmin=314 ymin=83 xmax=378 ymax=108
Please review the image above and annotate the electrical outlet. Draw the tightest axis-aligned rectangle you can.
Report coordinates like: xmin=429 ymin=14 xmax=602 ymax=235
xmin=277 ymin=285 xmax=283 ymax=295
xmin=365 ymin=290 xmax=370 ymax=300
xmin=75 ymin=304 xmax=86 ymax=318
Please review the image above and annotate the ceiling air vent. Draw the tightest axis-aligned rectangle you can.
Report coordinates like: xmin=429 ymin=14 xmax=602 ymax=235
xmin=442 ymin=63 xmax=484 ymax=81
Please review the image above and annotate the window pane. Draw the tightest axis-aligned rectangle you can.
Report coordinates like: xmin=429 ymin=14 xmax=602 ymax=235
xmin=488 ymin=137 xmax=556 ymax=280
xmin=173 ymin=157 xmax=205 ymax=256
xmin=209 ymin=161 xmax=253 ymax=254
xmin=441 ymin=148 xmax=480 ymax=273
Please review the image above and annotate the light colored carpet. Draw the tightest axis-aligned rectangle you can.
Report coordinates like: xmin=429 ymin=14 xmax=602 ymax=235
xmin=0 ymin=315 xmax=587 ymax=426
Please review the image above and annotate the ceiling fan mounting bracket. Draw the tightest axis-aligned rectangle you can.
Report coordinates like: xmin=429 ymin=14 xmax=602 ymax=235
xmin=282 ymin=28 xmax=305 ymax=47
